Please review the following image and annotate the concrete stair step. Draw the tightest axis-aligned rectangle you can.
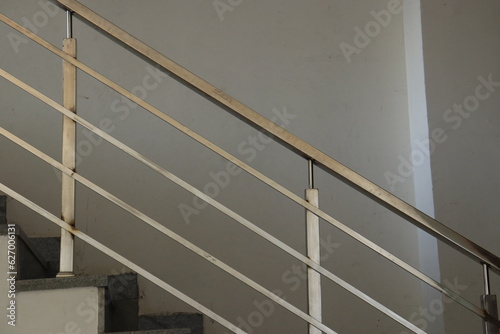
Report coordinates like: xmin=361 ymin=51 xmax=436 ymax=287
xmin=29 ymin=236 xmax=61 ymax=276
xmin=139 ymin=314 xmax=203 ymax=334
xmin=17 ymin=273 xmax=140 ymax=332
xmin=109 ymin=329 xmax=190 ymax=334
xmin=0 ymin=202 xmax=204 ymax=334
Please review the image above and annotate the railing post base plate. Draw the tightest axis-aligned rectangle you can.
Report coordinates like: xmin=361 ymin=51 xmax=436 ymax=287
xmin=56 ymin=271 xmax=76 ymax=278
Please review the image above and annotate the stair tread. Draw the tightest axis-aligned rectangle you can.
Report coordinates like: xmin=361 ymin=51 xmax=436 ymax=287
xmin=108 ymin=329 xmax=190 ymax=334
xmin=139 ymin=313 xmax=202 ymax=334
xmin=17 ymin=275 xmax=111 ymax=291
xmin=17 ymin=274 xmax=138 ymax=297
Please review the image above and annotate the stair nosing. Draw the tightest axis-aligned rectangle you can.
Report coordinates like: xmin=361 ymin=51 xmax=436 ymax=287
xmin=17 ymin=275 xmax=111 ymax=292
xmin=104 ymin=329 xmax=191 ymax=334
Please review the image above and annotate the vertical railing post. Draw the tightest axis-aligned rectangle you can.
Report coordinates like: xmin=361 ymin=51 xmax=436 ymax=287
xmin=58 ymin=10 xmax=76 ymax=277
xmin=306 ymin=159 xmax=322 ymax=334
xmin=481 ymin=264 xmax=499 ymax=334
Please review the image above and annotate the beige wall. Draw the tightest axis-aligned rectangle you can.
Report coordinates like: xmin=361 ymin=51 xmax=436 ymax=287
xmin=3 ymin=0 xmax=495 ymax=333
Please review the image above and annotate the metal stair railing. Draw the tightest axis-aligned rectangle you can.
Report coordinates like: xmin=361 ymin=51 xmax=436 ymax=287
xmin=0 ymin=18 xmax=478 ymax=315
xmin=0 ymin=69 xmax=425 ymax=334
xmin=53 ymin=0 xmax=500 ymax=273
xmin=0 ymin=1 xmax=499 ymax=333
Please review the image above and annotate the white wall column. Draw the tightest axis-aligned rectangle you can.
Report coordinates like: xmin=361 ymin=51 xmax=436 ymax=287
xmin=404 ymin=1 xmax=444 ymax=333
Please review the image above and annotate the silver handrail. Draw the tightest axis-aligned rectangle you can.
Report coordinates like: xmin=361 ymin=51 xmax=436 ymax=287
xmin=52 ymin=0 xmax=500 ymax=273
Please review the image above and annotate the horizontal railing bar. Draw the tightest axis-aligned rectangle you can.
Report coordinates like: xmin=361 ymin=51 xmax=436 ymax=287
xmin=0 ymin=126 xmax=338 ymax=334
xmin=0 ymin=53 xmax=488 ymax=324
xmin=0 ymin=183 xmax=247 ymax=334
xmin=52 ymin=0 xmax=500 ymax=272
